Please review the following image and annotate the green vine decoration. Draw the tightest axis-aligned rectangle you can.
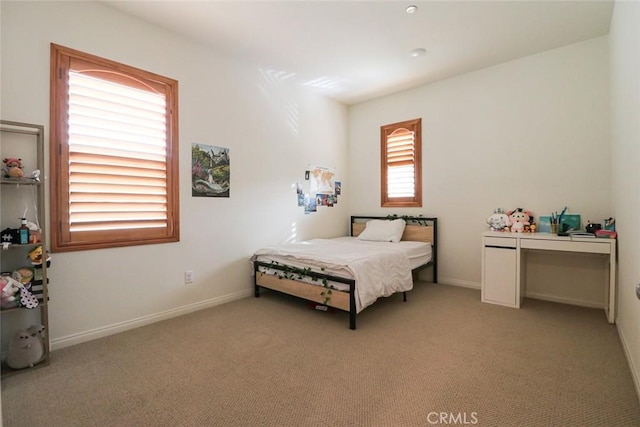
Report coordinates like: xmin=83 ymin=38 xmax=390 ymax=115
xmin=386 ymin=213 xmax=428 ymax=227
xmin=269 ymin=261 xmax=334 ymax=305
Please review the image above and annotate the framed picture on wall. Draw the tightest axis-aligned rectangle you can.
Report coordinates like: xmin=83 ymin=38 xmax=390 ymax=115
xmin=191 ymin=143 xmax=230 ymax=198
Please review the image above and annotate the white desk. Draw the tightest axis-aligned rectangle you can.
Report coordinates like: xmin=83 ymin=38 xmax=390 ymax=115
xmin=481 ymin=231 xmax=616 ymax=323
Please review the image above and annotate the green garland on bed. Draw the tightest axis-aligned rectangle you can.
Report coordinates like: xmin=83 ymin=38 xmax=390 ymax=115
xmin=268 ymin=261 xmax=334 ymax=305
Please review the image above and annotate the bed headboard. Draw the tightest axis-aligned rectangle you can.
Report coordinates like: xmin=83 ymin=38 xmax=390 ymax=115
xmin=351 ymin=215 xmax=438 ymax=283
xmin=350 ymin=216 xmax=437 ymax=247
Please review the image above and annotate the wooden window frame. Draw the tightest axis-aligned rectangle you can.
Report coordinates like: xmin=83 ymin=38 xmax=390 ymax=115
xmin=380 ymin=118 xmax=422 ymax=207
xmin=50 ymin=43 xmax=179 ymax=252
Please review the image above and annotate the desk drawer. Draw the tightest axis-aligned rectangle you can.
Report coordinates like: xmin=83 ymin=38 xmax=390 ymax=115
xmin=484 ymin=237 xmax=516 ymax=248
xmin=520 ymin=239 xmax=610 ymax=254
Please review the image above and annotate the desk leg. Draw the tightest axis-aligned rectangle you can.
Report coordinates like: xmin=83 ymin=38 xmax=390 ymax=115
xmin=608 ymin=244 xmax=616 ymax=324
xmin=517 ymin=247 xmax=525 ymax=308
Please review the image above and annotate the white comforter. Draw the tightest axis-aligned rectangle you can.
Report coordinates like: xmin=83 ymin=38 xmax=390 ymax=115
xmin=252 ymin=238 xmax=413 ymax=313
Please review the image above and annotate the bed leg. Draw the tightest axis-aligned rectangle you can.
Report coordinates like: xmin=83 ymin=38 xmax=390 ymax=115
xmin=403 ymin=291 xmax=407 ymax=302
xmin=253 ymin=263 xmax=261 ymax=297
xmin=349 ymin=284 xmax=356 ymax=330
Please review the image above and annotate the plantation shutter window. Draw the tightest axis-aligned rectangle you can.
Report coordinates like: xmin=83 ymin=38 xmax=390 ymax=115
xmin=386 ymin=129 xmax=416 ymax=198
xmin=380 ymin=118 xmax=422 ymax=207
xmin=51 ymin=44 xmax=180 ymax=252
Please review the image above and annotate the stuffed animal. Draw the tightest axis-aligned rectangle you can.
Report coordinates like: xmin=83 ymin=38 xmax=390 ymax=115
xmin=6 ymin=325 xmax=45 ymax=369
xmin=487 ymin=208 xmax=511 ymax=231
xmin=2 ymin=157 xmax=24 ymax=178
xmin=508 ymin=208 xmax=532 ymax=233
xmin=12 ymin=266 xmax=34 ymax=287
xmin=28 ymin=324 xmax=46 ymax=341
xmin=28 ymin=245 xmax=51 ymax=266
xmin=1 ymin=275 xmax=23 ymax=309
xmin=1 ymin=275 xmax=39 ymax=309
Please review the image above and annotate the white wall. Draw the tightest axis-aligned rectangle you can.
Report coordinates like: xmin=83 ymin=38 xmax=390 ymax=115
xmin=610 ymin=0 xmax=640 ymax=396
xmin=348 ymin=37 xmax=611 ymax=299
xmin=0 ymin=1 xmax=349 ymax=349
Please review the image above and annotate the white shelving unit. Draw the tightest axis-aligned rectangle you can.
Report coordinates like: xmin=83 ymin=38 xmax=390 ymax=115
xmin=1 ymin=120 xmax=50 ymax=377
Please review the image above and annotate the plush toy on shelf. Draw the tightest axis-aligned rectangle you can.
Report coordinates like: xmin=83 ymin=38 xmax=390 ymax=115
xmin=487 ymin=208 xmax=511 ymax=231
xmin=508 ymin=208 xmax=532 ymax=233
xmin=0 ymin=274 xmax=39 ymax=309
xmin=1 ymin=275 xmax=22 ymax=309
xmin=2 ymin=157 xmax=25 ymax=178
xmin=6 ymin=324 xmax=46 ymax=369
xmin=27 ymin=244 xmax=51 ymax=267
xmin=12 ymin=266 xmax=34 ymax=287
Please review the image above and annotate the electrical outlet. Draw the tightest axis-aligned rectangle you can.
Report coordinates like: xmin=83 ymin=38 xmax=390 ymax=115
xmin=184 ymin=270 xmax=194 ymax=284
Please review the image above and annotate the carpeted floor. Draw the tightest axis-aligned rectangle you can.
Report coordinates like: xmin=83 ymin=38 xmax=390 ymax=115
xmin=2 ymin=282 xmax=639 ymax=426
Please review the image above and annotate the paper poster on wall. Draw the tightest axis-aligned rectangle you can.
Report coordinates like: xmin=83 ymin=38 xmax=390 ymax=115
xmin=192 ymin=144 xmax=230 ymax=197
xmin=309 ymin=165 xmax=335 ymax=195
xmin=316 ymin=194 xmax=336 ymax=207
xmin=296 ymin=182 xmax=305 ymax=206
xmin=299 ymin=166 xmax=340 ymax=213
xmin=304 ymin=194 xmax=317 ymax=214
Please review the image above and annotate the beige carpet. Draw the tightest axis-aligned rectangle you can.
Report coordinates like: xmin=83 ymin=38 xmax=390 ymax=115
xmin=2 ymin=283 xmax=639 ymax=427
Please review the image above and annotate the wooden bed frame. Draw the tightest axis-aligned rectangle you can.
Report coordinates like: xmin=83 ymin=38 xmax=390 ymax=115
xmin=253 ymin=215 xmax=438 ymax=330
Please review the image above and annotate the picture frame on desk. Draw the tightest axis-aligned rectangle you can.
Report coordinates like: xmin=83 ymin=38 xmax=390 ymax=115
xmin=538 ymin=216 xmax=552 ymax=233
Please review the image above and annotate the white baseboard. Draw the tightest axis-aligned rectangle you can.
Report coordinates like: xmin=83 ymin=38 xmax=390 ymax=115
xmin=617 ymin=323 xmax=640 ymax=403
xmin=50 ymin=289 xmax=253 ymax=351
xmin=436 ymin=279 xmax=604 ymax=310
xmin=438 ymin=277 xmax=480 ymax=290
xmin=524 ymin=291 xmax=603 ymax=309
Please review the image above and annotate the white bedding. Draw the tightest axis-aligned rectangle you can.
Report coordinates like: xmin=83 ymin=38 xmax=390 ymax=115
xmin=252 ymin=237 xmax=432 ymax=313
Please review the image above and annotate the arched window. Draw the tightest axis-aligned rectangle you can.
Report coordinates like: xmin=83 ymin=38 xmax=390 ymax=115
xmin=380 ymin=118 xmax=422 ymax=207
xmin=50 ymin=44 xmax=179 ymax=251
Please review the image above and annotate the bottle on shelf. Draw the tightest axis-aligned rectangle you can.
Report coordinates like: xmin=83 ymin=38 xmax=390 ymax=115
xmin=29 ymin=228 xmax=41 ymax=244
xmin=18 ymin=218 xmax=29 ymax=244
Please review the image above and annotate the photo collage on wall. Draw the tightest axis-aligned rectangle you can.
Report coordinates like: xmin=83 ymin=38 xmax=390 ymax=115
xmin=298 ymin=165 xmax=341 ymax=214
xmin=191 ymin=143 xmax=230 ymax=198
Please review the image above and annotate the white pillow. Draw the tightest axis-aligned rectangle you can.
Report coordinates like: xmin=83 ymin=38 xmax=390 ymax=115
xmin=356 ymin=219 xmax=406 ymax=243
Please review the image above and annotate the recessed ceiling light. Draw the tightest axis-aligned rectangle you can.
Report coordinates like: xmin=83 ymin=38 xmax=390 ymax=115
xmin=406 ymin=5 xmax=418 ymax=14
xmin=410 ymin=48 xmax=427 ymax=57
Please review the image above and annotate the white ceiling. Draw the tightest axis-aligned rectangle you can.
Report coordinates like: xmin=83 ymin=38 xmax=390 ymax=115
xmin=104 ymin=1 xmax=614 ymax=105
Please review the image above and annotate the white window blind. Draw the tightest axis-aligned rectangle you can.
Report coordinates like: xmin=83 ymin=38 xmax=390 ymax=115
xmin=386 ymin=128 xmax=415 ymax=198
xmin=67 ymin=71 xmax=168 ymax=232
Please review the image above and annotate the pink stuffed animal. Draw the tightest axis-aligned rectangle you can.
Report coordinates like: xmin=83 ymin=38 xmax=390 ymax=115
xmin=2 ymin=157 xmax=24 ymax=178
xmin=508 ymin=208 xmax=531 ymax=233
